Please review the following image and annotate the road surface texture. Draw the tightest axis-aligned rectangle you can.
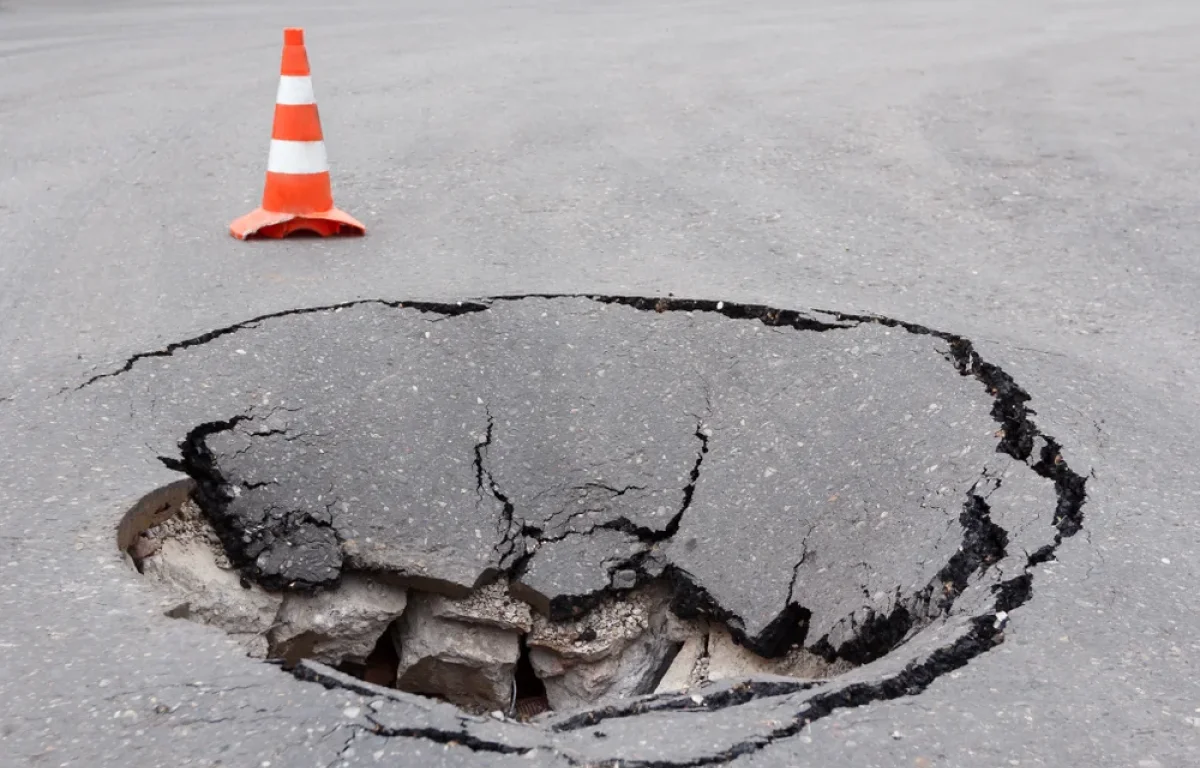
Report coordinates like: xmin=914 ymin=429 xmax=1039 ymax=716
xmin=1 ymin=1 xmax=1197 ymax=767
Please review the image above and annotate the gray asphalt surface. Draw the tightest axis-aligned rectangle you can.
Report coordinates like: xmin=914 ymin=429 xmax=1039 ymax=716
xmin=1 ymin=0 xmax=1198 ymax=766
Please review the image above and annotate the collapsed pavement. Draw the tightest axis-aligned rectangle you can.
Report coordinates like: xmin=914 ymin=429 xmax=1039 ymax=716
xmin=134 ymin=499 xmax=849 ymax=716
xmin=114 ymin=295 xmax=1085 ymax=762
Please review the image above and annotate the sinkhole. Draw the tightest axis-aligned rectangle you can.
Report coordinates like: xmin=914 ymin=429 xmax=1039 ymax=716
xmin=114 ymin=295 xmax=1085 ymax=723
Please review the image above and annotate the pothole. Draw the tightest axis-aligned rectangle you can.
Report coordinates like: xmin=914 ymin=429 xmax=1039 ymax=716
xmin=110 ymin=295 xmax=1085 ymax=741
xmin=127 ymin=497 xmax=853 ymax=718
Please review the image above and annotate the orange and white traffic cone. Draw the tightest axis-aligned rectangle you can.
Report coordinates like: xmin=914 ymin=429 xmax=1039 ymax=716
xmin=230 ymin=28 xmax=364 ymax=240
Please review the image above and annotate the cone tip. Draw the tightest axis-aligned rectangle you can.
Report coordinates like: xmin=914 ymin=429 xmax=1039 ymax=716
xmin=284 ymin=28 xmax=304 ymax=45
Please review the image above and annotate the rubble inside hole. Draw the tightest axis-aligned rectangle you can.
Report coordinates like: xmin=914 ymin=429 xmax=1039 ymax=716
xmin=271 ymin=572 xmax=409 ymax=667
xmin=391 ymin=592 xmax=522 ymax=711
xmin=125 ymin=496 xmax=856 ymax=718
xmin=136 ymin=499 xmax=281 ymax=658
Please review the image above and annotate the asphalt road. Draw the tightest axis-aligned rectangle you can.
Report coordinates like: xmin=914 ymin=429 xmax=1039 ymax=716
xmin=1 ymin=1 xmax=1198 ymax=766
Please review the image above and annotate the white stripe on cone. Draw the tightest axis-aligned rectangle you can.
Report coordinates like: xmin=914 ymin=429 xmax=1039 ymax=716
xmin=266 ymin=139 xmax=329 ymax=174
xmin=275 ymin=75 xmax=316 ymax=106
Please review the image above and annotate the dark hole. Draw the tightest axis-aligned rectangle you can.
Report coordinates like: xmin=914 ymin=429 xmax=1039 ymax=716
xmin=337 ymin=630 xmax=399 ymax=688
xmin=512 ymin=636 xmax=549 ymax=720
xmin=639 ymin=641 xmax=684 ymax=695
xmin=335 ymin=659 xmax=365 ymax=678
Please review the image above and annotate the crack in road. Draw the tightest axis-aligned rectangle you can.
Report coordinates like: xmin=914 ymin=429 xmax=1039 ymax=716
xmin=161 ymin=412 xmax=344 ymax=591
xmin=473 ymin=408 xmax=714 ymax=618
xmin=362 ymin=716 xmax=531 ymax=756
xmin=71 ymin=299 xmax=490 ymax=392
xmin=118 ymin=294 xmax=1088 ymax=766
xmin=559 ymin=419 xmax=711 ymax=550
xmin=70 ymin=295 xmax=850 ymax=394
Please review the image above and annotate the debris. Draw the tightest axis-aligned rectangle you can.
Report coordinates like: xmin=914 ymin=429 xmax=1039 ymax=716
xmin=610 ymin=570 xmax=638 ymax=591
xmin=427 ymin=581 xmax=532 ymax=633
xmin=140 ymin=502 xmax=280 ymax=657
xmin=269 ymin=574 xmax=408 ymax=665
xmin=706 ymin=625 xmax=776 ymax=682
xmin=654 ymin=630 xmax=706 ymax=694
xmin=392 ymin=594 xmax=521 ymax=712
xmin=527 ymin=587 xmax=676 ymax=710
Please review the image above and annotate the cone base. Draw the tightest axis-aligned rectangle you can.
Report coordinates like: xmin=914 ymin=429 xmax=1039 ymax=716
xmin=230 ymin=207 xmax=365 ymax=240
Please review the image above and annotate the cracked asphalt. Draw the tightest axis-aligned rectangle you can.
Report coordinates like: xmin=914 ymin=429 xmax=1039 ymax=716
xmin=159 ymin=298 xmax=1067 ymax=657
xmin=2 ymin=1 xmax=1199 ymax=766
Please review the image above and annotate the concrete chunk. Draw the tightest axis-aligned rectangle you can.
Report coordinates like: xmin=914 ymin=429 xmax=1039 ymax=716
xmin=392 ymin=594 xmax=520 ymax=712
xmin=427 ymin=580 xmax=532 ymax=633
xmin=143 ymin=536 xmax=281 ymax=658
xmin=269 ymin=574 xmax=408 ymax=665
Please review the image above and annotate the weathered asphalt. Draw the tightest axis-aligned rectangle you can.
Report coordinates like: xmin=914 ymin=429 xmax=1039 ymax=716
xmin=1 ymin=1 xmax=1198 ymax=766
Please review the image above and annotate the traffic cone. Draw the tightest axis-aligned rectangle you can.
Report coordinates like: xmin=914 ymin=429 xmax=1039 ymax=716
xmin=230 ymin=28 xmax=364 ymax=240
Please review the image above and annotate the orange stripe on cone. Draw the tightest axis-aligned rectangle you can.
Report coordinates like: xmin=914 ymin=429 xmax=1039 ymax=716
xmin=280 ymin=28 xmax=311 ymax=76
xmin=229 ymin=27 xmax=363 ymax=240
xmin=272 ymin=104 xmax=324 ymax=142
xmin=263 ymin=172 xmax=334 ymax=213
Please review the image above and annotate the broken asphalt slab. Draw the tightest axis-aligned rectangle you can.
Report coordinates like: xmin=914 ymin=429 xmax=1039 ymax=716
xmin=37 ymin=293 xmax=1090 ymax=765
xmin=148 ymin=297 xmax=1078 ymax=663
